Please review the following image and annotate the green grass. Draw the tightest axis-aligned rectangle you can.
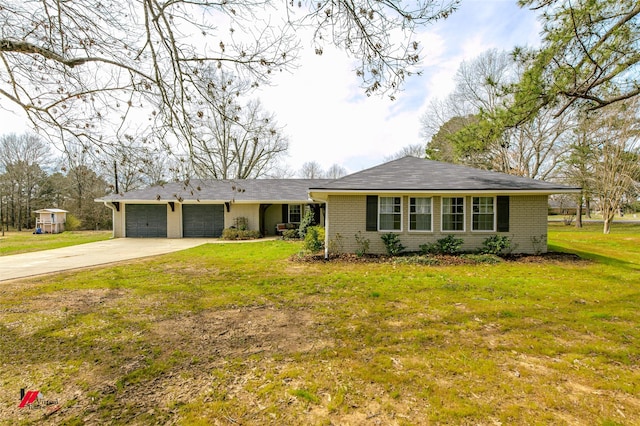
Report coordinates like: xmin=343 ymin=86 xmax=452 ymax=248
xmin=0 ymin=225 xmax=638 ymax=425
xmin=0 ymin=230 xmax=111 ymax=256
xmin=549 ymin=221 xmax=640 ymax=269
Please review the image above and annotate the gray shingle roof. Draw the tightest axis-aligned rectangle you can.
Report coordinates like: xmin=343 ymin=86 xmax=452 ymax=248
xmin=97 ymin=179 xmax=333 ymax=203
xmin=96 ymin=157 xmax=580 ymax=204
xmin=309 ymin=156 xmax=580 ymax=193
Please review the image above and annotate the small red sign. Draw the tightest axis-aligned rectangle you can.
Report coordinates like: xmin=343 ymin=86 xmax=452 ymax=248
xmin=19 ymin=390 xmax=40 ymax=408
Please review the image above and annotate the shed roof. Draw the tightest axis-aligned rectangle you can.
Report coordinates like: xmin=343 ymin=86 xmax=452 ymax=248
xmin=34 ymin=208 xmax=68 ymax=213
xmin=309 ymin=156 xmax=581 ymax=194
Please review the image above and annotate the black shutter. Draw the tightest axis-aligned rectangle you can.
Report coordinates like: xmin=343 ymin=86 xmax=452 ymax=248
xmin=282 ymin=204 xmax=288 ymax=223
xmin=497 ymin=196 xmax=509 ymax=232
xmin=366 ymin=196 xmax=378 ymax=231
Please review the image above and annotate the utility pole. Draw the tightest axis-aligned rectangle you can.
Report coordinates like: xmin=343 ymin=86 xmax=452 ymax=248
xmin=0 ymin=190 xmax=3 ymax=236
xmin=114 ymin=160 xmax=119 ymax=194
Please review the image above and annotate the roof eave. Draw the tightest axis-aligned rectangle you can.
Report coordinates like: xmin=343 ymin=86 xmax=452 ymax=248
xmin=309 ymin=188 xmax=582 ymax=197
xmin=95 ymin=198 xmax=322 ymax=204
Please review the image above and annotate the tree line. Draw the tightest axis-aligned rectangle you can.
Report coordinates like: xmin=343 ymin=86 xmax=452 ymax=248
xmin=0 ymin=134 xmax=113 ymax=231
xmin=419 ymin=0 xmax=640 ymax=234
xmin=1 ymin=1 xmax=639 ymax=234
xmin=0 ymin=131 xmax=350 ymax=232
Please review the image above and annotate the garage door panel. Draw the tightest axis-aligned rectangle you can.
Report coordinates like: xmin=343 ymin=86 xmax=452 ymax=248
xmin=126 ymin=204 xmax=167 ymax=238
xmin=183 ymin=205 xmax=224 ymax=237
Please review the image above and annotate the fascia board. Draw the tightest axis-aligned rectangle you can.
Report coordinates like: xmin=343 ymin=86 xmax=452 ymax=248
xmin=309 ymin=188 xmax=582 ymax=196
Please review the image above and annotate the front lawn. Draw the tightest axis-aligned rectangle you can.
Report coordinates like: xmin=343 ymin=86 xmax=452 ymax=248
xmin=0 ymin=230 xmax=112 ymax=256
xmin=0 ymin=224 xmax=638 ymax=425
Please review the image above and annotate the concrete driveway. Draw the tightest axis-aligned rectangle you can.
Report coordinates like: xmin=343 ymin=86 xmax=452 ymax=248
xmin=0 ymin=238 xmax=218 ymax=282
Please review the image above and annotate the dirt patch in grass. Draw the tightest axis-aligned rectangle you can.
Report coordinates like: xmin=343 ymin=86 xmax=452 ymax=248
xmin=152 ymin=305 xmax=330 ymax=357
xmin=2 ymin=302 xmax=331 ymax=424
xmin=504 ymin=252 xmax=585 ymax=264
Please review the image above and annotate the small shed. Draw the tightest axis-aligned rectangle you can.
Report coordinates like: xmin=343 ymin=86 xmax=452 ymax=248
xmin=34 ymin=208 xmax=68 ymax=234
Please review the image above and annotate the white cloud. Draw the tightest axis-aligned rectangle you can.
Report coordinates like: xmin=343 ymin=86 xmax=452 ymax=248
xmin=257 ymin=0 xmax=543 ymax=175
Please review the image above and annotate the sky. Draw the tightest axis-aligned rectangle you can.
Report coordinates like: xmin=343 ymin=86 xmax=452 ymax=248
xmin=0 ymin=0 xmax=542 ymax=177
xmin=258 ymin=0 xmax=543 ymax=174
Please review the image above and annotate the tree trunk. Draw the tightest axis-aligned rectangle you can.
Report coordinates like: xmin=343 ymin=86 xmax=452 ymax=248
xmin=575 ymin=202 xmax=583 ymax=228
xmin=602 ymin=204 xmax=614 ymax=234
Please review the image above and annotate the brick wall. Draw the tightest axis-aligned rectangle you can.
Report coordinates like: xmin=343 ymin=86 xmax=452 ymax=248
xmin=326 ymin=194 xmax=549 ymax=255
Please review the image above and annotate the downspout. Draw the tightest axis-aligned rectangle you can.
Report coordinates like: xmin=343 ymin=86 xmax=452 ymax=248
xmin=323 ymin=201 xmax=329 ymax=259
xmin=102 ymin=202 xmax=116 ymax=238
xmin=309 ymin=194 xmax=329 ymax=260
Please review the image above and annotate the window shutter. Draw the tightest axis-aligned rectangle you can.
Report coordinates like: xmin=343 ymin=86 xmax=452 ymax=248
xmin=312 ymin=204 xmax=320 ymax=224
xmin=282 ymin=204 xmax=288 ymax=223
xmin=366 ymin=196 xmax=378 ymax=231
xmin=497 ymin=196 xmax=509 ymax=232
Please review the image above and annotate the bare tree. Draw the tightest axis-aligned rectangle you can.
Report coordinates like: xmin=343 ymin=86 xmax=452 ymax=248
xmin=61 ymin=146 xmax=111 ymax=229
xmin=422 ymin=49 xmax=573 ymax=179
xmin=325 ymin=163 xmax=348 ymax=179
xmin=1 ymin=0 xmax=458 ymax=161
xmin=0 ymin=133 xmax=51 ymax=230
xmin=563 ymin=117 xmax=599 ymax=227
xmin=299 ymin=161 xmax=325 ymax=178
xmin=586 ymin=101 xmax=640 ymax=234
xmin=422 ymin=50 xmax=519 ymax=168
xmin=506 ymin=111 xmax=573 ymax=179
xmin=265 ymin=164 xmax=297 ymax=179
xmin=189 ymin=71 xmax=289 ymax=179
xmin=95 ymin=136 xmax=163 ymax=193
xmin=384 ymin=144 xmax=425 ymax=162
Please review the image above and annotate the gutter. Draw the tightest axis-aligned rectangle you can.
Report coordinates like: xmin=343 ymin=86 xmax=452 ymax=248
xmin=309 ymin=188 xmax=582 ymax=197
xmin=102 ymin=201 xmax=117 ymax=238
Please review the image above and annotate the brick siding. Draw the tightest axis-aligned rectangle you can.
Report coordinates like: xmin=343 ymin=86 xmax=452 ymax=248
xmin=326 ymin=194 xmax=548 ymax=255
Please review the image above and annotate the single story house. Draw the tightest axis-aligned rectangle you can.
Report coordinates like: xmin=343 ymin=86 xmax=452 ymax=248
xmin=96 ymin=179 xmax=331 ymax=238
xmin=96 ymin=156 xmax=580 ymax=254
xmin=34 ymin=208 xmax=68 ymax=234
xmin=308 ymin=156 xmax=580 ymax=256
xmin=548 ymin=194 xmax=582 ymax=216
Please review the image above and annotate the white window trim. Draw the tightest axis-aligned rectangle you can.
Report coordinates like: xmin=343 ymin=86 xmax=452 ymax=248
xmin=378 ymin=196 xmax=403 ymax=232
xmin=409 ymin=197 xmax=433 ymax=233
xmin=441 ymin=196 xmax=466 ymax=233
xmin=288 ymin=204 xmax=302 ymax=223
xmin=471 ymin=196 xmax=497 ymax=232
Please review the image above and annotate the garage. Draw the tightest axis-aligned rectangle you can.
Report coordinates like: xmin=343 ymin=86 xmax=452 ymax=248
xmin=182 ymin=204 xmax=224 ymax=237
xmin=125 ymin=204 xmax=167 ymax=237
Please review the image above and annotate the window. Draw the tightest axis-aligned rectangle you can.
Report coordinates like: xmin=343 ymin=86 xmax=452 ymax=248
xmin=379 ymin=197 xmax=402 ymax=231
xmin=289 ymin=204 xmax=302 ymax=223
xmin=442 ymin=197 xmax=465 ymax=231
xmin=410 ymin=197 xmax=432 ymax=231
xmin=472 ymin=197 xmax=495 ymax=231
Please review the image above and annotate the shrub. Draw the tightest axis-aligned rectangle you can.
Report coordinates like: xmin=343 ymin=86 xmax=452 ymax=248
xmin=222 ymin=228 xmax=261 ymax=240
xmin=303 ymin=226 xmax=325 ymax=252
xmin=354 ymin=231 xmax=370 ymax=257
xmin=64 ymin=214 xmax=81 ymax=231
xmin=480 ymin=235 xmax=512 ymax=255
xmin=328 ymin=233 xmax=344 ymax=255
xmin=298 ymin=208 xmax=316 ymax=239
xmin=530 ymin=234 xmax=546 ymax=255
xmin=381 ymin=233 xmax=405 ymax=256
xmin=233 ymin=217 xmax=249 ymax=231
xmin=282 ymin=229 xmax=299 ymax=240
xmin=420 ymin=235 xmax=464 ymax=255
